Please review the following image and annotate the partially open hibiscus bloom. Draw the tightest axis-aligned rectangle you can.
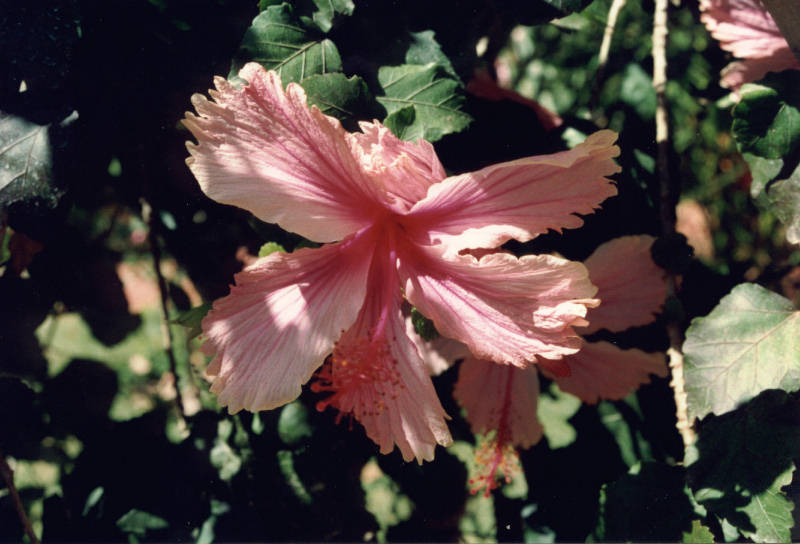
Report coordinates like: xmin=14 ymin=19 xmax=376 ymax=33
xmin=700 ymin=0 xmax=800 ymax=90
xmin=183 ymin=62 xmax=620 ymax=463
xmin=451 ymin=235 xmax=668 ymax=493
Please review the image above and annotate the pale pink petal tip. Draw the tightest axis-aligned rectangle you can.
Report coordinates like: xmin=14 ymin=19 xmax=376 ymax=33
xmin=582 ymin=235 xmax=667 ymax=335
xmin=700 ymin=0 xmax=800 ymax=89
xmin=553 ymin=341 xmax=668 ymax=404
xmin=407 ymin=131 xmax=620 ymax=252
xmin=183 ymin=63 xmax=383 ymax=243
xmin=201 ymin=241 xmax=371 ymax=414
xmin=402 ymin=247 xmax=598 ymax=367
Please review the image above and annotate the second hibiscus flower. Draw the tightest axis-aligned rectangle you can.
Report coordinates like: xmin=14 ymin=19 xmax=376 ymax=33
xmin=183 ymin=62 xmax=621 ymax=463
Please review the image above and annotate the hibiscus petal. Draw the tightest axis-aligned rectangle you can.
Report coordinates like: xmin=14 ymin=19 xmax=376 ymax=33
xmin=404 ymin=316 xmax=472 ymax=376
xmin=400 ymin=246 xmax=597 ymax=366
xmin=454 ymin=357 xmax=543 ymax=449
xmin=201 ymin=235 xmax=373 ymax=413
xmin=581 ymin=235 xmax=666 ymax=335
xmin=184 ymin=63 xmax=387 ymax=243
xmin=700 ymin=0 xmax=800 ymax=88
xmin=404 ymin=131 xmax=620 ymax=252
xmin=347 ymin=121 xmax=447 ymax=210
xmin=313 ymin=243 xmax=452 ymax=463
xmin=551 ymin=341 xmax=668 ymax=404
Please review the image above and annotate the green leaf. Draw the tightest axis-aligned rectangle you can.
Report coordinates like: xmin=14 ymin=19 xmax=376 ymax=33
xmin=410 ymin=306 xmax=438 ymax=342
xmin=0 ymin=112 xmax=64 ymax=209
xmin=619 ymin=63 xmax=657 ymax=120
xmin=732 ymin=85 xmax=800 ymax=159
xmin=683 ymin=283 xmax=800 ymax=422
xmin=376 ymin=64 xmax=472 ymax=142
xmin=687 ymin=390 xmax=800 ymax=541
xmin=594 ymin=463 xmax=695 ymax=541
xmin=682 ymin=520 xmax=715 ymax=543
xmin=741 ymin=154 xmax=800 ymax=246
xmin=278 ymin=401 xmax=313 ymax=445
xmin=210 ymin=420 xmax=242 ymax=481
xmin=539 ymin=0 xmax=595 ymax=14
xmin=538 ymin=382 xmax=580 ymax=449
xmin=170 ymin=302 xmax=212 ymax=339
xmin=404 ymin=30 xmax=457 ymax=79
xmin=300 ymin=73 xmax=380 ymax=124
xmin=738 ymin=465 xmax=794 ymax=543
xmin=303 ymin=0 xmax=354 ymax=33
xmin=277 ymin=449 xmax=312 ymax=504
xmin=230 ymin=4 xmax=342 ymax=85
xmin=257 ymin=241 xmax=286 ymax=257
xmin=743 ymin=153 xmax=783 ymax=199
xmin=116 ymin=509 xmax=169 ymax=536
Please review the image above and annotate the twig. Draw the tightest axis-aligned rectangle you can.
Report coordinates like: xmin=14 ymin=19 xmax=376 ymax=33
xmin=760 ymin=0 xmax=800 ymax=64
xmin=653 ymin=0 xmax=696 ymax=449
xmin=0 ymin=448 xmax=40 ymax=544
xmin=141 ymin=198 xmax=186 ymax=418
xmin=591 ymin=0 xmax=627 ymax=113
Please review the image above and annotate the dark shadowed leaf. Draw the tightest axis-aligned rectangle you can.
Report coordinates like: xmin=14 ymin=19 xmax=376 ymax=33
xmin=376 ymin=64 xmax=472 ymax=141
xmin=687 ymin=390 xmax=800 ymax=542
xmin=278 ymin=401 xmax=313 ymax=445
xmin=733 ymin=85 xmax=800 ymax=159
xmin=230 ymin=4 xmax=342 ymax=84
xmin=404 ymin=30 xmax=458 ymax=79
xmin=594 ymin=463 xmax=694 ymax=541
xmin=684 ymin=283 xmax=800 ymax=422
xmin=538 ymin=0 xmax=595 ymax=14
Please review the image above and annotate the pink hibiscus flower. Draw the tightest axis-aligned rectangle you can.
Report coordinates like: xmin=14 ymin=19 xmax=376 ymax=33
xmin=183 ymin=62 xmax=620 ymax=463
xmin=451 ymin=235 xmax=668 ymax=493
xmin=700 ymin=0 xmax=800 ymax=89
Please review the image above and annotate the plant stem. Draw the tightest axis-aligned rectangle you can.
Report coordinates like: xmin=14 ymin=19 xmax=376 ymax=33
xmin=141 ymin=198 xmax=185 ymax=418
xmin=0 ymin=448 xmax=40 ymax=544
xmin=652 ymin=0 xmax=696 ymax=450
xmin=591 ymin=0 xmax=627 ymax=114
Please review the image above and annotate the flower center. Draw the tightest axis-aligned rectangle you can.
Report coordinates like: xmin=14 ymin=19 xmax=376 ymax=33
xmin=311 ymin=334 xmax=403 ymax=423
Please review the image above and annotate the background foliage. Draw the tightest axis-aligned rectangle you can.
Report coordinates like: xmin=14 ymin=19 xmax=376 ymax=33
xmin=1 ymin=0 xmax=799 ymax=542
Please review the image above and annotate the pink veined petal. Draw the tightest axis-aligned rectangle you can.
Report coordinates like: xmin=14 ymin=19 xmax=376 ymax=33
xmin=311 ymin=241 xmax=452 ymax=464
xmin=404 ymin=316 xmax=473 ymax=376
xmin=581 ymin=235 xmax=667 ymax=335
xmin=550 ymin=341 xmax=668 ymax=404
xmin=201 ymin=233 xmax=374 ymax=414
xmin=403 ymin=131 xmax=620 ymax=252
xmin=700 ymin=0 xmax=800 ymax=88
xmin=183 ymin=63 xmax=388 ymax=243
xmin=720 ymin=50 xmax=800 ymax=89
xmin=454 ymin=357 xmax=544 ymax=449
xmin=701 ymin=0 xmax=788 ymax=58
xmin=347 ymin=121 xmax=447 ymax=210
xmin=399 ymin=245 xmax=598 ymax=366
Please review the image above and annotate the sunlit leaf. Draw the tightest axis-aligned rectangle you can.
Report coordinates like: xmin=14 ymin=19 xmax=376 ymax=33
xmin=277 ymin=401 xmax=313 ymax=445
xmin=682 ymin=519 xmax=715 ymax=543
xmin=376 ymin=64 xmax=471 ymax=142
xmin=684 ymin=283 xmax=800 ymax=422
xmin=737 ymin=465 xmax=794 ymax=543
xmin=0 ymin=112 xmax=63 ymax=209
xmin=538 ymin=382 xmax=580 ymax=449
xmin=230 ymin=4 xmax=342 ymax=84
xmin=743 ymin=154 xmax=800 ymax=246
xmin=116 ymin=508 xmax=169 ymax=536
